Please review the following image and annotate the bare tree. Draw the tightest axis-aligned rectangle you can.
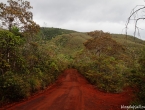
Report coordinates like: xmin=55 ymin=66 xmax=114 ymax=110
xmin=126 ymin=3 xmax=145 ymax=38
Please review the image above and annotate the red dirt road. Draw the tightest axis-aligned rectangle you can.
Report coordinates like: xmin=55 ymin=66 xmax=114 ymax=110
xmin=3 ymin=69 xmax=133 ymax=110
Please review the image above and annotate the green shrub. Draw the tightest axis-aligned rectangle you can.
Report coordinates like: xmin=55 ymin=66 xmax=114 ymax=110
xmin=0 ymin=71 xmax=30 ymax=102
xmin=75 ymin=55 xmax=128 ymax=93
xmin=131 ymin=48 xmax=145 ymax=104
xmin=27 ymin=76 xmax=41 ymax=93
xmin=85 ymin=70 xmax=125 ymax=92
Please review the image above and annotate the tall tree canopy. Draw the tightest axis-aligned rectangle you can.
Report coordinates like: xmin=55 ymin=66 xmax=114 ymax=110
xmin=0 ymin=0 xmax=39 ymax=34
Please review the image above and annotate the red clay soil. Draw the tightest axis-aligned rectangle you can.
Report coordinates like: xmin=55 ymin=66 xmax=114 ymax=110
xmin=1 ymin=69 xmax=133 ymax=110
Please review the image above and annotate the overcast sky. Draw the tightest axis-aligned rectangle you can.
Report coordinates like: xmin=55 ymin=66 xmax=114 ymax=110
xmin=1 ymin=0 xmax=145 ymax=39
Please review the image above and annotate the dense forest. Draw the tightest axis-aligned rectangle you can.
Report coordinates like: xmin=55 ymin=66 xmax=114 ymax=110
xmin=0 ymin=0 xmax=145 ymax=107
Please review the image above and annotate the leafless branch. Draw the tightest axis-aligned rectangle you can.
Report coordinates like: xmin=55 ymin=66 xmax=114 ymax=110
xmin=134 ymin=18 xmax=145 ymax=37
xmin=126 ymin=4 xmax=145 ymax=39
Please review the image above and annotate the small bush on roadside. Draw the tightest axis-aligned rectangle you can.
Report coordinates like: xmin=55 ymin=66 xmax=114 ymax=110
xmin=0 ymin=71 xmax=31 ymax=102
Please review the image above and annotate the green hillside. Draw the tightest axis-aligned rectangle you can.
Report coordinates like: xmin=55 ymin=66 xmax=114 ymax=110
xmin=40 ymin=32 xmax=92 ymax=68
xmin=112 ymin=34 xmax=145 ymax=48
xmin=112 ymin=34 xmax=145 ymax=44
xmin=40 ymin=27 xmax=76 ymax=40
xmin=52 ymin=32 xmax=91 ymax=52
xmin=112 ymin=34 xmax=145 ymax=58
xmin=41 ymin=29 xmax=145 ymax=67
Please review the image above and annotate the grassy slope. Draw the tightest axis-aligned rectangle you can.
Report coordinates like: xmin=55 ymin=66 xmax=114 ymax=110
xmin=41 ymin=27 xmax=145 ymax=61
xmin=112 ymin=34 xmax=145 ymax=56
xmin=112 ymin=34 xmax=145 ymax=48
xmin=44 ymin=32 xmax=91 ymax=57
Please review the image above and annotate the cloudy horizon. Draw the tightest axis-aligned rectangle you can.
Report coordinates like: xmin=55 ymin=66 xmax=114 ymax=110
xmin=1 ymin=0 xmax=145 ymax=40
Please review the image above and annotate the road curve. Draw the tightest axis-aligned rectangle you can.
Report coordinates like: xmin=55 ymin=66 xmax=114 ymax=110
xmin=3 ymin=69 xmax=133 ymax=110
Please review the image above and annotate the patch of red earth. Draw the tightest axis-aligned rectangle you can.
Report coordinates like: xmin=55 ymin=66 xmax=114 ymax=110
xmin=1 ymin=69 xmax=134 ymax=110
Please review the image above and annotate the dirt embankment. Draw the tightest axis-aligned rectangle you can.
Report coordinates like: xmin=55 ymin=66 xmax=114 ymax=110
xmin=1 ymin=69 xmax=133 ymax=110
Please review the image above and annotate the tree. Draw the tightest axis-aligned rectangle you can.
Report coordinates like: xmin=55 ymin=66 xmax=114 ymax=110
xmin=0 ymin=0 xmax=39 ymax=34
xmin=85 ymin=31 xmax=125 ymax=58
xmin=0 ymin=30 xmax=22 ymax=74
xmin=126 ymin=4 xmax=145 ymax=37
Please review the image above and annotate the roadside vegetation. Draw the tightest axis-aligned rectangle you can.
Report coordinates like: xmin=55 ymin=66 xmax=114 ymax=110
xmin=75 ymin=31 xmax=132 ymax=92
xmin=0 ymin=0 xmax=63 ymax=106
